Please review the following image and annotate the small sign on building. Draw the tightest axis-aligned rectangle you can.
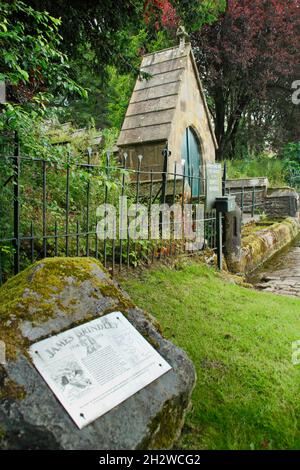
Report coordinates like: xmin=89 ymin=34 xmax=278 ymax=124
xmin=205 ymin=163 xmax=223 ymax=210
xmin=29 ymin=312 xmax=171 ymax=429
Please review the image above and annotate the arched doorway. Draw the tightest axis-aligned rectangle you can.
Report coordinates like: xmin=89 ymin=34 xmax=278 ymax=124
xmin=181 ymin=127 xmax=202 ymax=197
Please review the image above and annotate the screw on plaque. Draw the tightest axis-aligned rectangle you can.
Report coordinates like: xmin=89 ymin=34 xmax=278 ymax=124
xmin=80 ymin=413 xmax=85 ymax=419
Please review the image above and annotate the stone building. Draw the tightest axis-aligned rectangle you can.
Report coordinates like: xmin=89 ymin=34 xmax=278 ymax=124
xmin=117 ymin=40 xmax=217 ymax=197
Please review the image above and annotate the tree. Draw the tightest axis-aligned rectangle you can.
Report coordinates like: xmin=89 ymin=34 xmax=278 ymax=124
xmin=0 ymin=0 xmax=85 ymax=141
xmin=144 ymin=0 xmax=179 ymax=32
xmin=24 ymin=1 xmax=225 ymax=75
xmin=192 ymin=0 xmax=300 ymax=160
xmin=31 ymin=0 xmax=225 ymax=130
xmin=25 ymin=0 xmax=145 ymax=76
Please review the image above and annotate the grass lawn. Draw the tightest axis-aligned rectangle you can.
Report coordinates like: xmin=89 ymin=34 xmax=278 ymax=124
xmin=120 ymin=259 xmax=300 ymax=450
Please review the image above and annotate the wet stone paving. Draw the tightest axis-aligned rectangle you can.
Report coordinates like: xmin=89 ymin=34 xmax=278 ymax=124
xmin=251 ymin=237 xmax=300 ymax=298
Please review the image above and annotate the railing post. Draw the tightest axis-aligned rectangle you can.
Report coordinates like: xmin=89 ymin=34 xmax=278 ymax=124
xmin=218 ymin=162 xmax=227 ymax=269
xmin=133 ymin=154 xmax=142 ymax=263
xmin=149 ymin=170 xmax=154 ymax=264
xmin=251 ymin=186 xmax=255 ymax=218
xmin=160 ymin=143 xmax=170 ymax=248
xmin=42 ymin=159 xmax=47 ymax=258
xmin=86 ymin=147 xmax=92 ymax=257
xmin=13 ymin=131 xmax=20 ymax=274
xmin=76 ymin=220 xmax=80 ymax=256
xmin=30 ymin=222 xmax=34 ymax=263
xmin=216 ymin=210 xmax=223 ymax=270
xmin=54 ymin=220 xmax=58 ymax=256
xmin=119 ymin=153 xmax=127 ymax=272
xmin=161 ymin=143 xmax=170 ymax=204
xmin=181 ymin=160 xmax=186 ymax=252
xmin=241 ymin=187 xmax=244 ymax=220
xmin=103 ymin=152 xmax=110 ymax=268
xmin=171 ymin=162 xmax=177 ymax=256
xmin=65 ymin=153 xmax=70 ymax=257
xmin=222 ymin=161 xmax=227 ymax=196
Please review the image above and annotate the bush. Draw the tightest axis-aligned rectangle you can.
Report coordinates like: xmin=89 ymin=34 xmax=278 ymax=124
xmin=225 ymin=154 xmax=287 ymax=187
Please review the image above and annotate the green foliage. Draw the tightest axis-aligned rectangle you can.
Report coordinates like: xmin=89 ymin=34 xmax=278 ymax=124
xmin=25 ymin=0 xmax=145 ymax=76
xmin=0 ymin=1 xmax=61 ymax=88
xmin=0 ymin=0 xmax=227 ymax=281
xmin=281 ymin=142 xmax=300 ymax=189
xmin=23 ymin=0 xmax=225 ymax=77
xmin=147 ymin=29 xmax=173 ymax=52
xmin=121 ymin=259 xmax=300 ymax=450
xmin=0 ymin=1 xmax=86 ymax=141
xmin=105 ymin=67 xmax=136 ymax=129
xmin=226 ymin=143 xmax=300 ymax=189
xmin=100 ymin=128 xmax=119 ymax=154
xmin=60 ymin=0 xmax=226 ymax=131
xmin=226 ymin=155 xmax=287 ymax=187
xmin=0 ymin=0 xmax=227 ymax=136
xmin=282 ymin=142 xmax=300 ymax=171
xmin=59 ymin=43 xmax=109 ymax=129
xmin=177 ymin=0 xmax=226 ymax=32
xmin=66 ymin=27 xmax=173 ymax=130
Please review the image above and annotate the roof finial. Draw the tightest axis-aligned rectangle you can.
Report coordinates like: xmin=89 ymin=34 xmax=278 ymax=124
xmin=176 ymin=25 xmax=190 ymax=48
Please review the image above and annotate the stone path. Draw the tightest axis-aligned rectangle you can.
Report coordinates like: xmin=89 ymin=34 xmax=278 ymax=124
xmin=254 ymin=244 xmax=300 ymax=298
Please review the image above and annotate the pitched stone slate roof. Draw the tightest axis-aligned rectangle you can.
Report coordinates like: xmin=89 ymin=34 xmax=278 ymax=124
xmin=117 ymin=43 xmax=217 ymax=149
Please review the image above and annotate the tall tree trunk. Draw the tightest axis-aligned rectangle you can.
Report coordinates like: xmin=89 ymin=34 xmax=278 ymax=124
xmin=213 ymin=87 xmax=226 ymax=161
xmin=214 ymin=92 xmax=249 ymax=161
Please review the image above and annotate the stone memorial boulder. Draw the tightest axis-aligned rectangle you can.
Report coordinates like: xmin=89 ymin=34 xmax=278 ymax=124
xmin=0 ymin=258 xmax=195 ymax=450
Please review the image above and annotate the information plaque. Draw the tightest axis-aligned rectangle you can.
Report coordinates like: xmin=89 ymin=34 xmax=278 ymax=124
xmin=205 ymin=163 xmax=223 ymax=210
xmin=29 ymin=312 xmax=172 ymax=429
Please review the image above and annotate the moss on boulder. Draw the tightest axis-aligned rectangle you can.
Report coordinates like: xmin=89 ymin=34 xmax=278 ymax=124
xmin=0 ymin=257 xmax=195 ymax=450
xmin=0 ymin=257 xmax=133 ymax=359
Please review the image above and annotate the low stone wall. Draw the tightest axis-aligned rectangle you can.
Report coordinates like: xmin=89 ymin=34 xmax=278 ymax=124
xmin=228 ymin=217 xmax=300 ymax=274
xmin=264 ymin=188 xmax=300 ymax=220
xmin=225 ymin=177 xmax=268 ymax=213
xmin=226 ymin=177 xmax=300 ymax=220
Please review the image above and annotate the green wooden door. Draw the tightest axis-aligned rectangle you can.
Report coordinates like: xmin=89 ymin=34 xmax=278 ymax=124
xmin=181 ymin=127 xmax=202 ymax=197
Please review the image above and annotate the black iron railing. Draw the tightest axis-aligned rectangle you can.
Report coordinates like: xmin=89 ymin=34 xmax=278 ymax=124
xmin=0 ymin=136 xmax=269 ymax=286
xmin=224 ymin=186 xmax=266 ymax=219
xmin=0 ymin=141 xmax=219 ymax=285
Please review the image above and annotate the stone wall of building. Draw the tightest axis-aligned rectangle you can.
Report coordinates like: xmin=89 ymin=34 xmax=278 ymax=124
xmin=167 ymin=52 xmax=216 ymax=172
